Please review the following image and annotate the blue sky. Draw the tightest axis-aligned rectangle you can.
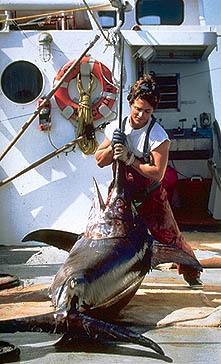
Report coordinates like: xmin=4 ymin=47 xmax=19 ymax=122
xmin=203 ymin=0 xmax=221 ymax=24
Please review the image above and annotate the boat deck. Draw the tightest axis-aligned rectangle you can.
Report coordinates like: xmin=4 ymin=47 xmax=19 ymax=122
xmin=0 ymin=232 xmax=221 ymax=363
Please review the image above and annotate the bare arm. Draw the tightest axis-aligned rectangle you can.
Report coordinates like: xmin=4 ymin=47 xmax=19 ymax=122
xmin=95 ymin=136 xmax=170 ymax=182
xmin=95 ymin=136 xmax=113 ymax=168
xmin=131 ymin=140 xmax=170 ymax=182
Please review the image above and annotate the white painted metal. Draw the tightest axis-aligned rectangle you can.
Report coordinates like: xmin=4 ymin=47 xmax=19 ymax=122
xmin=0 ymin=0 xmax=112 ymax=11
xmin=207 ymin=36 xmax=221 ymax=219
xmin=0 ymin=0 xmax=220 ymax=245
xmin=198 ymin=0 xmax=206 ymax=25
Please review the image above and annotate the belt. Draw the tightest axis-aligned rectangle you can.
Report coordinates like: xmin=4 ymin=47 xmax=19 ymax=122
xmin=133 ymin=181 xmax=161 ymax=207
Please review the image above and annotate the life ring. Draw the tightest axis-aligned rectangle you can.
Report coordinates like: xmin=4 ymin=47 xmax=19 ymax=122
xmin=53 ymin=57 xmax=117 ymax=121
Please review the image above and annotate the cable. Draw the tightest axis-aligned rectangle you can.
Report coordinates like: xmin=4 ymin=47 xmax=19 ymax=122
xmin=47 ymin=132 xmax=76 ymax=155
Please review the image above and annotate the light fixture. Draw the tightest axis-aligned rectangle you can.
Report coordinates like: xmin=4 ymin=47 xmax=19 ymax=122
xmin=38 ymin=32 xmax=53 ymax=62
xmin=134 ymin=46 xmax=155 ymax=61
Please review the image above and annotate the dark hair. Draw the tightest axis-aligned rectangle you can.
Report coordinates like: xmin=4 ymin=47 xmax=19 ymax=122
xmin=127 ymin=74 xmax=160 ymax=109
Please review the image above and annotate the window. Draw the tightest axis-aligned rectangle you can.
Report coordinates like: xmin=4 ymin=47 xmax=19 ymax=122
xmin=154 ymin=74 xmax=180 ymax=110
xmin=1 ymin=61 xmax=43 ymax=104
xmin=136 ymin=0 xmax=184 ymax=25
xmin=98 ymin=11 xmax=117 ymax=28
xmin=97 ymin=10 xmax=124 ymax=29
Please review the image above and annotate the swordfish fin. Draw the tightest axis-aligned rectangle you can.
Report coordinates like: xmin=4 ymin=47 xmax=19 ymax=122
xmin=86 ymin=178 xmax=106 ymax=225
xmin=150 ymin=241 xmax=203 ymax=272
xmin=92 ymin=177 xmax=105 ymax=210
xmin=22 ymin=229 xmax=80 ymax=252
xmin=66 ymin=312 xmax=165 ymax=357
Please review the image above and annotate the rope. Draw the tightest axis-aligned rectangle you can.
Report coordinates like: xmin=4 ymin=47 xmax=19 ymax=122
xmin=0 ymin=4 xmax=108 ymax=24
xmin=76 ymin=73 xmax=98 ymax=155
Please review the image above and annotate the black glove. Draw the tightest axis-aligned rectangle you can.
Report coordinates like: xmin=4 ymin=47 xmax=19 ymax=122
xmin=111 ymin=128 xmax=127 ymax=147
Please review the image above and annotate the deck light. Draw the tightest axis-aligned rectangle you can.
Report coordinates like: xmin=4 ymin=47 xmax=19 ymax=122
xmin=38 ymin=32 xmax=53 ymax=62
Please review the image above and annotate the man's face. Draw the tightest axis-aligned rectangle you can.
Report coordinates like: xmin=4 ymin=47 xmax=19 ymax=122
xmin=130 ymin=98 xmax=154 ymax=129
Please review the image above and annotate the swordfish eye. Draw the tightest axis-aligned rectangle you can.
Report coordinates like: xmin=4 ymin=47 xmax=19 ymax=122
xmin=116 ymin=198 xmax=125 ymax=214
xmin=116 ymin=198 xmax=124 ymax=207
xmin=70 ymin=278 xmax=75 ymax=289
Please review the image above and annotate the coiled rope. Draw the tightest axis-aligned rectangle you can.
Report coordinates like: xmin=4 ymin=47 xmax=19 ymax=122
xmin=76 ymin=73 xmax=98 ymax=155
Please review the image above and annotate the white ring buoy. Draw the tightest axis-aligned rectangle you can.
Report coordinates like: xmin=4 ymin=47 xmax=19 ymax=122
xmin=53 ymin=57 xmax=117 ymax=121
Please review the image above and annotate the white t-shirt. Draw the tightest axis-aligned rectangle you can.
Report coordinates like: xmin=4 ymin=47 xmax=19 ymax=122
xmin=105 ymin=116 xmax=170 ymax=159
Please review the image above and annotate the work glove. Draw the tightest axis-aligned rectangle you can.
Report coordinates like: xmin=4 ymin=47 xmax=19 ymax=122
xmin=111 ymin=128 xmax=127 ymax=147
xmin=113 ymin=143 xmax=135 ymax=166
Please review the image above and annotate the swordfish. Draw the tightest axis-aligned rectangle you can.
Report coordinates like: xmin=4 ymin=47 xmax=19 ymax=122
xmin=0 ymin=160 xmax=202 ymax=358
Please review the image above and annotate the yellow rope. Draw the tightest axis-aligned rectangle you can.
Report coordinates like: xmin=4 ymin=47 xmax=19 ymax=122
xmin=76 ymin=73 xmax=98 ymax=155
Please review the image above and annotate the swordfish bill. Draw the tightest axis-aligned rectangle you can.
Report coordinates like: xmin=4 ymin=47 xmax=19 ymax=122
xmin=0 ymin=160 xmax=202 ymax=358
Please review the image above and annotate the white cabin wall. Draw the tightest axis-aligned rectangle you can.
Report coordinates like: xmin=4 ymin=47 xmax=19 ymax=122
xmin=0 ymin=0 xmax=220 ymax=245
xmin=146 ymin=61 xmax=215 ymax=130
xmin=183 ymin=0 xmax=200 ymax=25
xmin=203 ymin=2 xmax=221 ymax=219
xmin=123 ymin=0 xmax=202 ymax=28
xmin=143 ymin=59 xmax=215 ymax=179
xmin=123 ymin=43 xmax=136 ymax=116
xmin=0 ymin=30 xmax=116 ymax=245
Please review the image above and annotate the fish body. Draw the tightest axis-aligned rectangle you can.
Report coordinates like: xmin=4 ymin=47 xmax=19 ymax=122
xmin=0 ymin=161 xmax=202 ymax=358
xmin=49 ymin=165 xmax=153 ymax=317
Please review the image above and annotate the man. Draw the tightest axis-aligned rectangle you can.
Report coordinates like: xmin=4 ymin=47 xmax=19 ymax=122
xmin=95 ymin=74 xmax=202 ymax=288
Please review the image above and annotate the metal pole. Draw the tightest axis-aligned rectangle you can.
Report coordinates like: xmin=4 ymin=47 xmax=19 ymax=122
xmin=0 ymin=34 xmax=100 ymax=162
xmin=118 ymin=36 xmax=124 ymax=131
xmin=0 ymin=121 xmax=108 ymax=187
xmin=82 ymin=0 xmax=111 ymax=45
xmin=0 ymin=136 xmax=84 ymax=187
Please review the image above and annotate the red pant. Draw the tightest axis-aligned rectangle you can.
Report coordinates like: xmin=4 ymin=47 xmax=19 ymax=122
xmin=137 ymin=184 xmax=199 ymax=277
xmin=110 ymin=162 xmax=200 ymax=278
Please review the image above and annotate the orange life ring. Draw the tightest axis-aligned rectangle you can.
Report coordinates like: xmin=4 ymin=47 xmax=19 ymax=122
xmin=53 ymin=57 xmax=117 ymax=121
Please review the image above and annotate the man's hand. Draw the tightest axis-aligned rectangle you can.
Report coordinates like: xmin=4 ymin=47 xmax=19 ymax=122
xmin=111 ymin=128 xmax=127 ymax=147
xmin=113 ymin=143 xmax=135 ymax=165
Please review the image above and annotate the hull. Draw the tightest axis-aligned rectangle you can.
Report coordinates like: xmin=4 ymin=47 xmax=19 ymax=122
xmin=0 ymin=0 xmax=221 ymax=245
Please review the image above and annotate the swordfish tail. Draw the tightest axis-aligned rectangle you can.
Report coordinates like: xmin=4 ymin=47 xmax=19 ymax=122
xmin=0 ymin=310 xmax=165 ymax=357
xmin=67 ymin=312 xmax=165 ymax=356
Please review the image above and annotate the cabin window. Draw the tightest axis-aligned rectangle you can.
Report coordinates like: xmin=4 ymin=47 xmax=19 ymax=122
xmin=154 ymin=74 xmax=180 ymax=110
xmin=97 ymin=10 xmax=124 ymax=28
xmin=136 ymin=0 xmax=184 ymax=25
xmin=1 ymin=61 xmax=43 ymax=104
xmin=98 ymin=11 xmax=117 ymax=28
